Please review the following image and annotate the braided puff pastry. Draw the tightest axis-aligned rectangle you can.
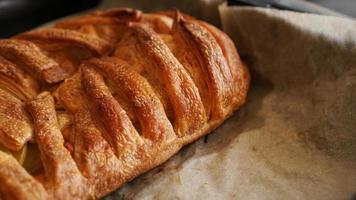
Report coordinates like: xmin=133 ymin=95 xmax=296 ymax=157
xmin=0 ymin=8 xmax=249 ymax=199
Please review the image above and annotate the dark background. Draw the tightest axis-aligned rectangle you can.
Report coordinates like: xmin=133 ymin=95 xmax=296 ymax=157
xmin=0 ymin=0 xmax=355 ymax=38
xmin=0 ymin=0 xmax=100 ymax=38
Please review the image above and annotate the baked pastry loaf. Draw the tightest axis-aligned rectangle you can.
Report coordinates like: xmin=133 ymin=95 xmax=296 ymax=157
xmin=0 ymin=8 xmax=250 ymax=199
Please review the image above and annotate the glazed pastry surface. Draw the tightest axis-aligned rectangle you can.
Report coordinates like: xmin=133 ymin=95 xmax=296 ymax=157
xmin=0 ymin=8 xmax=249 ymax=199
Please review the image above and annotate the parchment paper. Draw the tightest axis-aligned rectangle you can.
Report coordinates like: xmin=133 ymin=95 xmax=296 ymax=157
xmin=104 ymin=3 xmax=356 ymax=200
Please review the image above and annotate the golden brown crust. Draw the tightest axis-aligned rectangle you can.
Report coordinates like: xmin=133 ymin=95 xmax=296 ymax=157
xmin=0 ymin=39 xmax=68 ymax=84
xmin=0 ymin=56 xmax=38 ymax=99
xmin=16 ymin=28 xmax=113 ymax=57
xmin=200 ymin=21 xmax=250 ymax=107
xmin=0 ymin=151 xmax=48 ymax=200
xmin=56 ymin=72 xmax=124 ymax=198
xmin=141 ymin=14 xmax=173 ymax=34
xmin=88 ymin=58 xmax=176 ymax=143
xmin=27 ymin=93 xmax=88 ymax=199
xmin=174 ymin=14 xmax=234 ymax=120
xmin=0 ymin=8 xmax=250 ymax=200
xmin=81 ymin=66 xmax=144 ymax=159
xmin=0 ymin=88 xmax=33 ymax=150
xmin=54 ymin=12 xmax=139 ymax=44
xmin=130 ymin=23 xmax=206 ymax=137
